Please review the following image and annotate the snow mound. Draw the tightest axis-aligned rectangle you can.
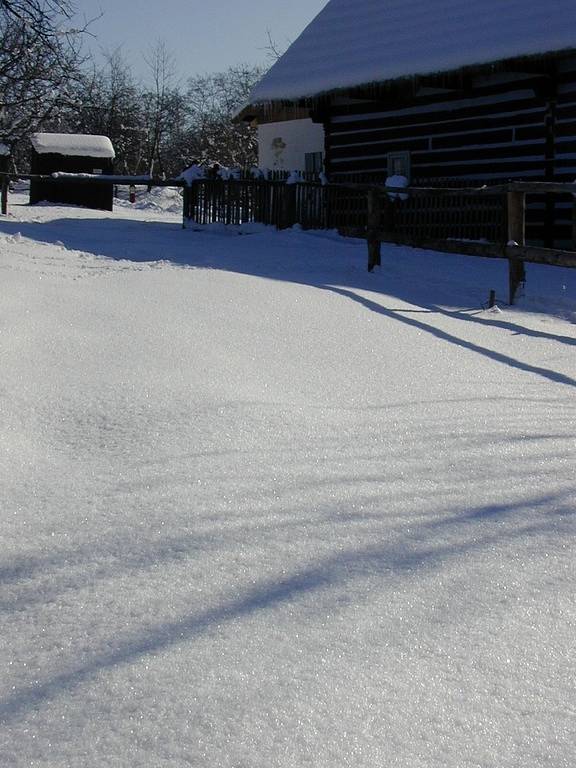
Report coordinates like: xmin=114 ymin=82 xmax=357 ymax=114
xmin=115 ymin=186 xmax=183 ymax=214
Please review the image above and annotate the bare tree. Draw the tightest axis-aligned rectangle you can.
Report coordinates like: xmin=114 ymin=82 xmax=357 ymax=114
xmin=185 ymin=64 xmax=264 ymax=168
xmin=58 ymin=49 xmax=147 ymax=174
xmin=142 ymin=40 xmax=177 ymax=177
xmin=262 ymin=29 xmax=288 ymax=63
xmin=0 ymin=0 xmax=89 ymax=152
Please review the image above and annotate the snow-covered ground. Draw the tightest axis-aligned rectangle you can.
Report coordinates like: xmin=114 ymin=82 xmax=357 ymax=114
xmin=1 ymin=191 xmax=575 ymax=767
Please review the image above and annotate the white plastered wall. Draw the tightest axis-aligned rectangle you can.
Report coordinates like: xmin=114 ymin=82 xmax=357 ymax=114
xmin=258 ymin=119 xmax=325 ymax=171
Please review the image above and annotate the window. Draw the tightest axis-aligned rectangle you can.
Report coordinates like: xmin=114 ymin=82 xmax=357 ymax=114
xmin=305 ymin=152 xmax=324 ymax=174
xmin=387 ymin=151 xmax=411 ymax=181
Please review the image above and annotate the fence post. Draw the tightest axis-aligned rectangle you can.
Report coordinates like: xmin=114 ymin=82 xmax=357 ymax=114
xmin=281 ymin=183 xmax=297 ymax=229
xmin=507 ymin=189 xmax=526 ymax=304
xmin=382 ymin=195 xmax=397 ymax=240
xmin=182 ymin=184 xmax=190 ymax=229
xmin=367 ymin=189 xmax=381 ymax=271
xmin=1 ymin=175 xmax=8 ymax=216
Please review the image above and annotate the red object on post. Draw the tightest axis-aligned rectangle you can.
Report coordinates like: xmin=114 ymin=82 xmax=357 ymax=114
xmin=129 ymin=184 xmax=136 ymax=204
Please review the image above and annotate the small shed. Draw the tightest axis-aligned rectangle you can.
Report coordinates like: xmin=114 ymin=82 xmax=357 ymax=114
xmin=30 ymin=133 xmax=115 ymax=211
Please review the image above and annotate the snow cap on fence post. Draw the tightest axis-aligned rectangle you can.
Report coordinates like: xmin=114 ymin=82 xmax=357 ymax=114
xmin=385 ymin=175 xmax=409 ymax=201
xmin=286 ymin=170 xmax=303 ymax=185
xmin=217 ymin=166 xmax=241 ymax=180
xmin=179 ymin=165 xmax=205 ymax=185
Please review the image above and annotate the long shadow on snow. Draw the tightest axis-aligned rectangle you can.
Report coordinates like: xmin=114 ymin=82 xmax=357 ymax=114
xmin=2 ymin=216 xmax=574 ymax=716
xmin=323 ymin=287 xmax=576 ymax=388
xmin=0 ymin=486 xmax=573 ymax=722
xmin=0 ymin=215 xmax=194 ymax=265
xmin=1 ymin=217 xmax=575 ymax=386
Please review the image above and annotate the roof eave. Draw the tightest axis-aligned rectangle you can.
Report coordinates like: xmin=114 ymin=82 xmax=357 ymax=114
xmin=248 ymin=46 xmax=576 ymax=113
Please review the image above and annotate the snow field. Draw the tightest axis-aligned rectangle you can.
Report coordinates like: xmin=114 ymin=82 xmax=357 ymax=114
xmin=0 ymin=192 xmax=575 ymax=767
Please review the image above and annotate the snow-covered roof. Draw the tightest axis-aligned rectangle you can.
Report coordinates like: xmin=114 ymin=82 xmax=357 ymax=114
xmin=30 ymin=133 xmax=115 ymax=159
xmin=0 ymin=143 xmax=9 ymax=156
xmin=250 ymin=0 xmax=576 ymax=102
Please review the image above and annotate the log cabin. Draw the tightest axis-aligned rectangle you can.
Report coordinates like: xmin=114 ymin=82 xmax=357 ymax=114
xmin=241 ymin=0 xmax=576 ymax=244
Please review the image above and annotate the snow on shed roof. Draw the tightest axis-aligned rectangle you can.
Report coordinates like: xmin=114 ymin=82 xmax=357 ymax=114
xmin=31 ymin=133 xmax=115 ymax=159
xmin=250 ymin=0 xmax=576 ymax=103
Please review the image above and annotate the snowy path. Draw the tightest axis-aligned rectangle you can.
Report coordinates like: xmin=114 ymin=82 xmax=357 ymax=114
xmin=1 ymin=195 xmax=575 ymax=767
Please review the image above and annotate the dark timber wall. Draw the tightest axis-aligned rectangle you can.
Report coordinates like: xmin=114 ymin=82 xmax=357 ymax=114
xmin=322 ymin=53 xmax=576 ymax=245
xmin=30 ymin=151 xmax=114 ymax=211
xmin=553 ymin=56 xmax=576 ymax=243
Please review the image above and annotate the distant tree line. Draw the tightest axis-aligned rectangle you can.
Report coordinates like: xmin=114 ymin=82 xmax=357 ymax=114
xmin=0 ymin=0 xmax=263 ymax=175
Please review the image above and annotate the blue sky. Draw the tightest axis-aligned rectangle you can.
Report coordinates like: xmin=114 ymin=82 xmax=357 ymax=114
xmin=72 ymin=0 xmax=327 ymax=81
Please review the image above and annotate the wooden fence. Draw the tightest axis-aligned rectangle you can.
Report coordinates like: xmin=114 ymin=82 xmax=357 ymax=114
xmin=183 ymin=177 xmax=508 ymax=241
xmin=183 ymin=176 xmax=576 ymax=303
xmin=2 ymin=172 xmax=576 ymax=305
xmin=0 ymin=171 xmax=508 ymax=244
xmin=360 ymin=182 xmax=576 ymax=304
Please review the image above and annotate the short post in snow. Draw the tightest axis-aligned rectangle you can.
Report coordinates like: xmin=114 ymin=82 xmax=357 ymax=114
xmin=129 ymin=184 xmax=136 ymax=204
xmin=506 ymin=189 xmax=526 ymax=304
xmin=366 ymin=189 xmax=381 ymax=271
xmin=281 ymin=182 xmax=297 ymax=229
xmin=1 ymin=175 xmax=8 ymax=216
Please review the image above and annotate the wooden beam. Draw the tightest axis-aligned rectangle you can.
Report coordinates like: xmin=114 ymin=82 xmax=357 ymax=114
xmin=507 ymin=190 xmax=526 ymax=304
xmin=348 ymin=230 xmax=576 ymax=268
xmin=0 ymin=172 xmax=186 ymax=187
xmin=1 ymin=176 xmax=8 ymax=215
xmin=366 ymin=190 xmax=381 ymax=271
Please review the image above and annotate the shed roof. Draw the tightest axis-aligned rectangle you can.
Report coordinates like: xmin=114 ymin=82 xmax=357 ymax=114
xmin=249 ymin=0 xmax=576 ymax=103
xmin=31 ymin=133 xmax=115 ymax=159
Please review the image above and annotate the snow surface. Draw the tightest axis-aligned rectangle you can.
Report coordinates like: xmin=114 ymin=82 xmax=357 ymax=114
xmin=0 ymin=190 xmax=575 ymax=767
xmin=30 ymin=133 xmax=115 ymax=159
xmin=115 ymin=184 xmax=184 ymax=214
xmin=250 ymin=0 xmax=576 ymax=102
